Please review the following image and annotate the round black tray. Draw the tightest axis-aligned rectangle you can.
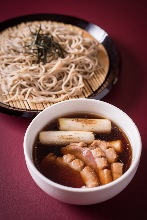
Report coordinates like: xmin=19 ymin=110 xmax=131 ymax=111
xmin=0 ymin=14 xmax=120 ymax=117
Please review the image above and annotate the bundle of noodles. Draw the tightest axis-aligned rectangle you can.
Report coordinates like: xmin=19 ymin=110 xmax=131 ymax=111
xmin=0 ymin=21 xmax=102 ymax=103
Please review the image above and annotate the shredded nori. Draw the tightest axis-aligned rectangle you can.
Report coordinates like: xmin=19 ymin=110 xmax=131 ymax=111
xmin=27 ymin=25 xmax=66 ymax=64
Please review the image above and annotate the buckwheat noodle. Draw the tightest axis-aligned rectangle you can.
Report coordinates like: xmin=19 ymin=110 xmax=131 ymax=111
xmin=0 ymin=21 xmax=101 ymax=103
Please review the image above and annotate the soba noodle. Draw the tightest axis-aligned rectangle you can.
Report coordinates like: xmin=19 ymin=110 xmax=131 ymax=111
xmin=0 ymin=21 xmax=101 ymax=103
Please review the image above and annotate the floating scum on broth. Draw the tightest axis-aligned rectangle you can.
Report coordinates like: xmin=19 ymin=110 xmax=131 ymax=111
xmin=0 ymin=21 xmax=109 ymax=110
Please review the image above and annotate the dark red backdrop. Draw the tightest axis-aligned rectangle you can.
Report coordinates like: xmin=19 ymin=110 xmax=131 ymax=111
xmin=0 ymin=0 xmax=147 ymax=219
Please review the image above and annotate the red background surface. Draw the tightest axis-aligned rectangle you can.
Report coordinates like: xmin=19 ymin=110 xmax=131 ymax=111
xmin=0 ymin=0 xmax=147 ymax=219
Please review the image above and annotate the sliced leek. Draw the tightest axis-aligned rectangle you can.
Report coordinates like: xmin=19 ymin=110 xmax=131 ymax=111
xmin=59 ymin=118 xmax=111 ymax=133
xmin=39 ymin=130 xmax=94 ymax=145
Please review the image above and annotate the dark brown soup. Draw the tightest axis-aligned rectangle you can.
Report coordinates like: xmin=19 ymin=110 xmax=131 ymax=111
xmin=33 ymin=113 xmax=132 ymax=187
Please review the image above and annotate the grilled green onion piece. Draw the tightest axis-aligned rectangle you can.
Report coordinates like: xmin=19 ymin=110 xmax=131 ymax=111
xmin=58 ymin=118 xmax=111 ymax=133
xmin=39 ymin=131 xmax=94 ymax=145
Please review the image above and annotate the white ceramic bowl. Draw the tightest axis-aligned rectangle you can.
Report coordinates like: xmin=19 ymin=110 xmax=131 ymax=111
xmin=23 ymin=99 xmax=142 ymax=205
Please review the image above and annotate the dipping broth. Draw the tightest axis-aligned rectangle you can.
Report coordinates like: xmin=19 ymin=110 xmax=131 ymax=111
xmin=33 ymin=113 xmax=132 ymax=188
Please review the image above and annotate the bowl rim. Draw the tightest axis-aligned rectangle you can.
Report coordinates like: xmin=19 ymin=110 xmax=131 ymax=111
xmin=23 ymin=99 xmax=142 ymax=192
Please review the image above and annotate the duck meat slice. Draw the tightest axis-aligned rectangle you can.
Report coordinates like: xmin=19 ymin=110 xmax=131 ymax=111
xmin=63 ymin=153 xmax=100 ymax=187
xmin=95 ymin=157 xmax=109 ymax=170
xmin=61 ymin=143 xmax=98 ymax=172
xmin=39 ymin=153 xmax=57 ymax=172
xmin=39 ymin=153 xmax=84 ymax=188
xmin=63 ymin=154 xmax=84 ymax=172
xmin=105 ymin=148 xmax=118 ymax=164
xmin=80 ymin=166 xmax=100 ymax=188
xmin=90 ymin=140 xmax=109 ymax=151
xmin=91 ymin=147 xmax=106 ymax=158
xmin=98 ymin=169 xmax=113 ymax=185
xmin=90 ymin=140 xmax=121 ymax=155
xmin=62 ymin=153 xmax=76 ymax=164
xmin=111 ymin=162 xmax=124 ymax=180
xmin=90 ymin=140 xmax=118 ymax=164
